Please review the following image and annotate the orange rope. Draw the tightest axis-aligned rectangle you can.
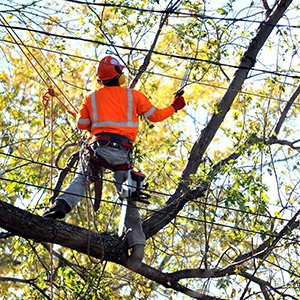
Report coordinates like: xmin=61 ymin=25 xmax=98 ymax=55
xmin=0 ymin=14 xmax=76 ymax=300
xmin=40 ymin=84 xmax=56 ymax=300
xmin=0 ymin=14 xmax=78 ymax=118
xmin=42 ymin=90 xmax=50 ymax=127
xmin=49 ymin=92 xmax=54 ymax=300
xmin=41 ymin=86 xmax=55 ymax=299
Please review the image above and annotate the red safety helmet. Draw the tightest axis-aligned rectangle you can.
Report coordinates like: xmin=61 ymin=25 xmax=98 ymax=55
xmin=96 ymin=56 xmax=124 ymax=81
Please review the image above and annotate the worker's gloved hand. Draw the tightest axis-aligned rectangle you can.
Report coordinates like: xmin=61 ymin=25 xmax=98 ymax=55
xmin=171 ymin=91 xmax=185 ymax=112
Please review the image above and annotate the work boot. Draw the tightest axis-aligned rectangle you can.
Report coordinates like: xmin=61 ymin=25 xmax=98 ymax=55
xmin=127 ymin=244 xmax=145 ymax=271
xmin=42 ymin=199 xmax=71 ymax=219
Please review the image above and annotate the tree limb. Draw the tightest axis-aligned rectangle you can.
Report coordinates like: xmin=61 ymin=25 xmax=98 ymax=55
xmin=272 ymin=83 xmax=300 ymax=137
xmin=0 ymin=200 xmax=226 ymax=299
xmin=143 ymin=0 xmax=293 ymax=238
xmin=0 ymin=200 xmax=128 ymax=264
xmin=242 ymin=271 xmax=298 ymax=300
xmin=130 ymin=0 xmax=182 ymax=89
xmin=0 ymin=276 xmax=51 ymax=300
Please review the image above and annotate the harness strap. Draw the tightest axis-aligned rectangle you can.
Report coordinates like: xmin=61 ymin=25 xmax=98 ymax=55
xmin=90 ymin=162 xmax=103 ymax=212
xmin=87 ymin=133 xmax=133 ymax=171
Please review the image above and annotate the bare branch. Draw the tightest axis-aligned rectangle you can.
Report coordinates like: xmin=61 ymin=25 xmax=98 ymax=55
xmin=2 ymin=162 xmax=31 ymax=174
xmin=242 ymin=271 xmax=298 ymax=300
xmin=272 ymin=83 xmax=300 ymax=137
xmin=261 ymin=0 xmax=272 ymax=19
xmin=137 ymin=263 xmax=227 ymax=300
xmin=0 ymin=276 xmax=51 ymax=300
xmin=130 ymin=0 xmax=182 ymax=89
xmin=41 ymin=242 xmax=88 ymax=281
xmin=0 ymin=231 xmax=14 ymax=239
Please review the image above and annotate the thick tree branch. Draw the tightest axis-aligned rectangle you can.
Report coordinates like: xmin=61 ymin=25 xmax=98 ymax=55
xmin=0 ymin=200 xmax=128 ymax=264
xmin=0 ymin=200 xmax=224 ymax=299
xmin=143 ymin=0 xmax=293 ymax=238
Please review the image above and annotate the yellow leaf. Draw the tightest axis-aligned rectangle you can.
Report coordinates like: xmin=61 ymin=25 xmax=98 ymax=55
xmin=274 ymin=211 xmax=282 ymax=219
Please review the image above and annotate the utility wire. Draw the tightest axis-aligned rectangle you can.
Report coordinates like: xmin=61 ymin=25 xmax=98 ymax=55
xmin=0 ymin=150 xmax=296 ymax=224
xmin=2 ymin=0 xmax=300 ymax=29
xmin=64 ymin=0 xmax=300 ymax=29
xmin=1 ymin=24 xmax=300 ymax=80
xmin=0 ymin=175 xmax=299 ymax=244
xmin=1 ymin=38 xmax=300 ymax=108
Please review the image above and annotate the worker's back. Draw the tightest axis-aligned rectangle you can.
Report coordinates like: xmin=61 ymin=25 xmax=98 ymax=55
xmin=78 ymin=85 xmax=151 ymax=142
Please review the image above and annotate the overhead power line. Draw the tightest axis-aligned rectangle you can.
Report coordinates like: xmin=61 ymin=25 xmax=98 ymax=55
xmin=65 ymin=0 xmax=300 ymax=29
xmin=0 ymin=150 xmax=295 ymax=224
xmin=1 ymin=37 xmax=300 ymax=108
xmin=2 ymin=0 xmax=300 ymax=29
xmin=0 ymin=175 xmax=299 ymax=244
xmin=1 ymin=24 xmax=300 ymax=81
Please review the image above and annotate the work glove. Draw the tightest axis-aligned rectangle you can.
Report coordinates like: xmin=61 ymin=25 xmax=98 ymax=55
xmin=171 ymin=91 xmax=185 ymax=112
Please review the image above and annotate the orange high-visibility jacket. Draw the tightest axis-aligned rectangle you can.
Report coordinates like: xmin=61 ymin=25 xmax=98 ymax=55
xmin=77 ymin=86 xmax=175 ymax=142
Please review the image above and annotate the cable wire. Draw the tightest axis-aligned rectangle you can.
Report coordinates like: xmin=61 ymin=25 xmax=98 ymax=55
xmin=65 ymin=0 xmax=300 ymax=29
xmin=0 ymin=15 xmax=78 ymax=117
xmin=1 ymin=38 xmax=300 ymax=108
xmin=0 ymin=150 xmax=296 ymax=224
xmin=0 ymin=175 xmax=299 ymax=244
xmin=1 ymin=23 xmax=300 ymax=80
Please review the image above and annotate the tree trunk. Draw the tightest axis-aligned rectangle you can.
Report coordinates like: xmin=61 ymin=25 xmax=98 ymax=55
xmin=142 ymin=0 xmax=293 ymax=239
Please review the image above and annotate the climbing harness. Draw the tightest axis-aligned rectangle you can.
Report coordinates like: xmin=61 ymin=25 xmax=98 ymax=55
xmin=49 ymin=136 xmax=150 ymax=236
xmin=87 ymin=135 xmax=133 ymax=171
xmin=86 ymin=134 xmax=150 ymax=215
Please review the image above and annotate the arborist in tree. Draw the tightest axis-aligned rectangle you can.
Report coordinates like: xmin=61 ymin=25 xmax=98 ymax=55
xmin=42 ymin=55 xmax=186 ymax=270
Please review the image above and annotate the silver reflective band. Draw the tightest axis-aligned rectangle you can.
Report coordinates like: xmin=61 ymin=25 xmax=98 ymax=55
xmin=90 ymin=92 xmax=98 ymax=125
xmin=90 ymin=88 xmax=138 ymax=129
xmin=144 ymin=105 xmax=156 ymax=118
xmin=91 ymin=121 xmax=138 ymax=128
xmin=77 ymin=118 xmax=91 ymax=124
xmin=127 ymin=88 xmax=133 ymax=122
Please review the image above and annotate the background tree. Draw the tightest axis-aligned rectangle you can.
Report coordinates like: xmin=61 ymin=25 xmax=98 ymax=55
xmin=1 ymin=0 xmax=300 ymax=299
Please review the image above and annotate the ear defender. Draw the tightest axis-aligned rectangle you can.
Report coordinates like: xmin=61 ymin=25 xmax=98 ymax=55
xmin=117 ymin=73 xmax=126 ymax=85
xmin=115 ymin=65 xmax=126 ymax=85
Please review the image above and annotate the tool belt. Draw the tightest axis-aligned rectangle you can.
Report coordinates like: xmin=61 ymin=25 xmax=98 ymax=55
xmin=89 ymin=134 xmax=133 ymax=151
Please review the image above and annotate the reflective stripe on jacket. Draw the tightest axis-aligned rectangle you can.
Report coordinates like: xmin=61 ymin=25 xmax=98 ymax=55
xmin=77 ymin=86 xmax=175 ymax=142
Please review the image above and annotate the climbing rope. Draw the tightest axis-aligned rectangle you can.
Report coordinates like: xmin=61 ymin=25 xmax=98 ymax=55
xmin=0 ymin=14 xmax=79 ymax=300
xmin=49 ymin=92 xmax=54 ymax=300
xmin=0 ymin=14 xmax=78 ymax=118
